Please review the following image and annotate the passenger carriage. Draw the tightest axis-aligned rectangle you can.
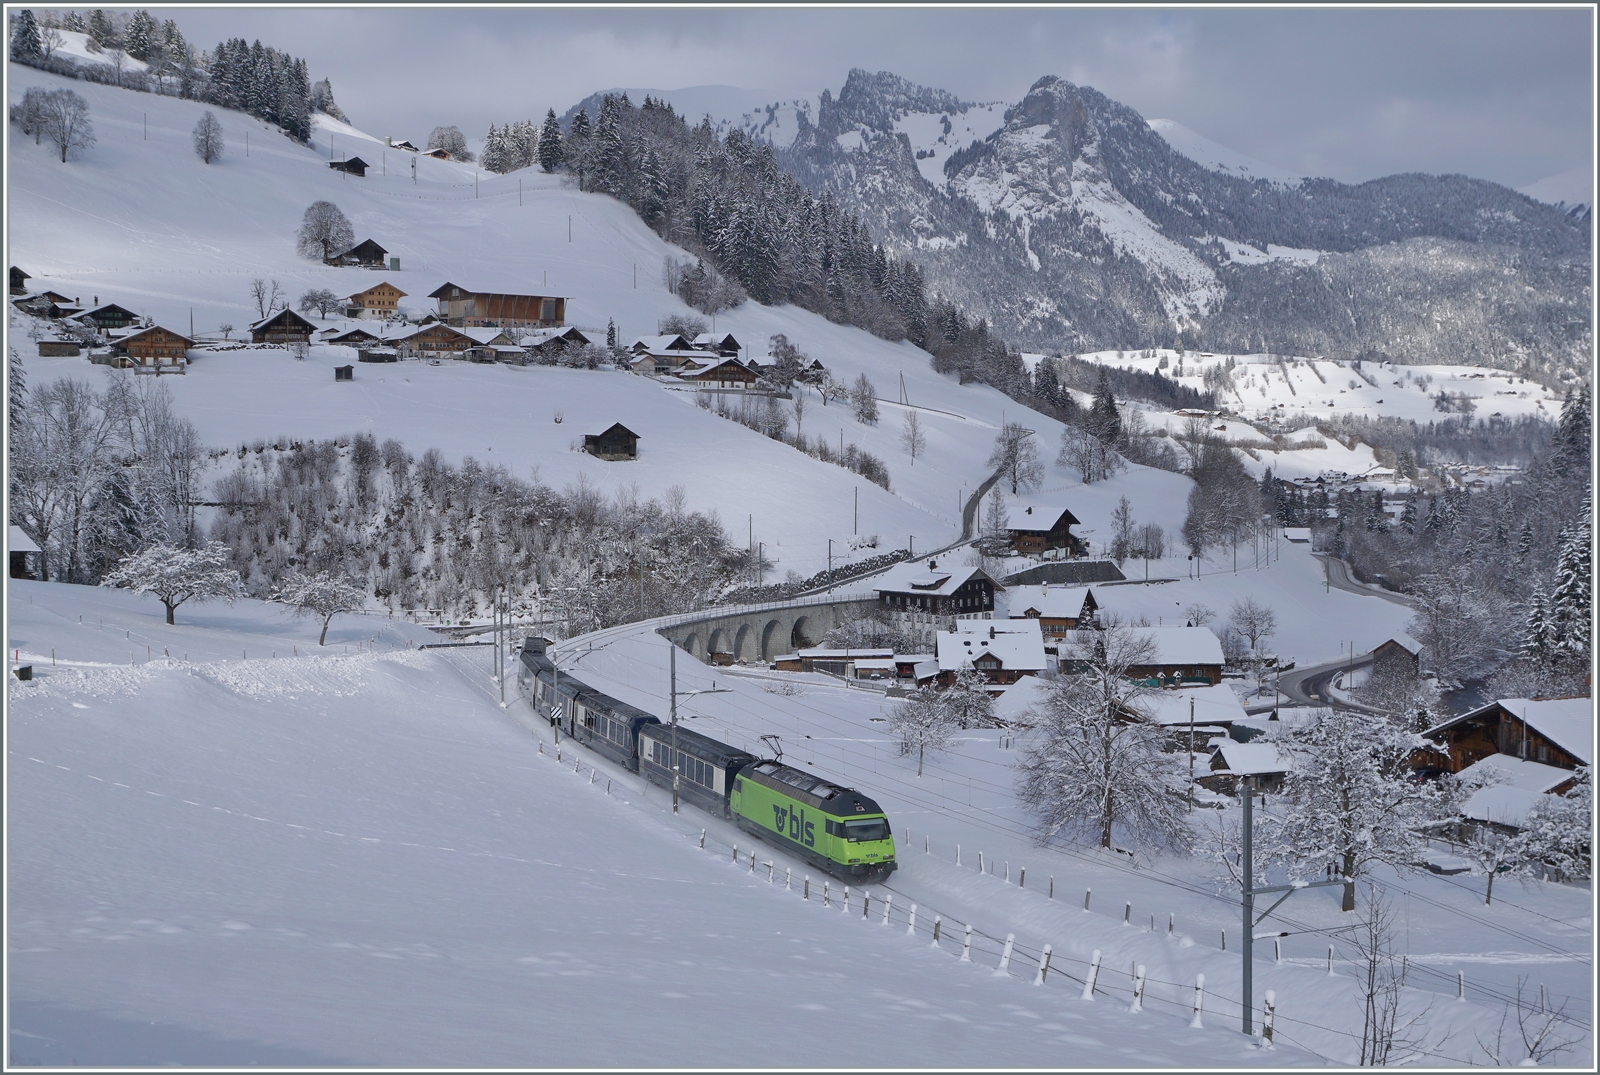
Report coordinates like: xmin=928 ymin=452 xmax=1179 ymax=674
xmin=637 ymin=724 xmax=758 ymax=818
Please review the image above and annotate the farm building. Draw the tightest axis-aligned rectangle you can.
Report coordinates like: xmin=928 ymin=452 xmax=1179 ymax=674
xmin=1204 ymin=743 xmax=1290 ymax=795
xmin=521 ymin=326 xmax=592 ymax=359
xmin=1370 ymin=634 xmax=1422 ymax=678
xmin=329 ymin=156 xmax=369 ymax=177
xmin=691 ymin=332 xmax=741 ymax=356
xmin=1007 ymin=585 xmax=1099 ymax=636
xmin=1058 ymin=625 xmax=1225 ymax=686
xmin=673 ymin=356 xmax=758 ymax=389
xmin=1422 ymin=697 xmax=1591 ymax=774
xmin=336 ymin=240 xmax=390 ymax=268
xmin=36 ymin=338 xmax=82 ymax=357
xmin=582 ymin=423 xmax=639 ymax=461
xmin=14 ymin=291 xmax=82 ymax=319
xmin=1003 ymin=500 xmax=1085 ymax=557
xmin=9 ymin=526 xmax=45 ymax=580
xmin=249 ymin=309 xmax=316 ymax=344
xmin=935 ymin=619 xmax=1047 ymax=688
xmin=423 ymin=147 xmax=450 ymax=160
xmin=114 ymin=325 xmax=193 ymax=368
xmin=334 ymin=365 xmax=354 ymax=381
xmin=9 ymin=266 xmax=30 ymax=295
xmin=322 ymin=325 xmax=383 ymax=346
xmin=1451 ymin=752 xmax=1582 ymax=832
xmin=428 ymin=283 xmax=566 ymax=328
xmin=73 ymin=303 xmax=140 ymax=332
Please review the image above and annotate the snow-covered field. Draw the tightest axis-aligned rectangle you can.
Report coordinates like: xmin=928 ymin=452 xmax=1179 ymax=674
xmin=9 ymin=580 xmax=1591 ymax=1066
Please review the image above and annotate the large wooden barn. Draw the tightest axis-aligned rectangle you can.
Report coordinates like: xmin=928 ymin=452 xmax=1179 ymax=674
xmin=250 ymin=309 xmax=316 ymax=344
xmin=428 ymin=282 xmax=566 ymax=328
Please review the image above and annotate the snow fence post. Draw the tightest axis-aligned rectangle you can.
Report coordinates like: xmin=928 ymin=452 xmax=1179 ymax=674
xmin=1190 ymin=974 xmax=1205 ymax=1028
xmin=1130 ymin=964 xmax=1146 ymax=1013
xmin=842 ymin=885 xmax=849 ymax=912
xmin=785 ymin=868 xmax=791 ymax=890
xmin=1221 ymin=930 xmax=1226 ymax=951
xmin=823 ymin=880 xmax=830 ymax=907
xmin=803 ymin=876 xmax=810 ymax=900
xmin=882 ymin=894 xmax=892 ymax=925
xmin=1261 ymin=990 xmax=1276 ymax=1048
xmin=1124 ymin=901 xmax=1131 ymax=925
xmin=1328 ymin=946 xmax=1336 ymax=976
xmin=924 ymin=835 xmax=929 ymax=854
xmin=962 ymin=924 xmax=972 ymax=962
xmin=931 ymin=916 xmax=942 ymax=948
xmin=1049 ymin=876 xmax=1054 ymax=899
xmin=979 ymin=851 xmax=984 ymax=874
xmin=1274 ymin=938 xmax=1281 ymax=963
xmin=1034 ymin=944 xmax=1052 ymax=986
xmin=1457 ymin=971 xmax=1465 ymax=1000
xmin=767 ymin=861 xmax=774 ymax=883
xmin=1169 ymin=913 xmax=1175 ymax=937
xmin=1084 ymin=889 xmax=1091 ymax=912
xmin=699 ymin=829 xmax=706 ymax=849
xmin=956 ymin=844 xmax=961 ymax=866
xmin=862 ymin=892 xmax=870 ymax=920
xmin=996 ymin=934 xmax=1015 ymax=976
xmin=1081 ymin=949 xmax=1101 ymax=1000
xmin=749 ymin=851 xmax=756 ymax=874
xmin=1019 ymin=867 xmax=1025 ymax=889
xmin=732 ymin=843 xmax=738 ymax=864
xmin=906 ymin=903 xmax=917 ymax=936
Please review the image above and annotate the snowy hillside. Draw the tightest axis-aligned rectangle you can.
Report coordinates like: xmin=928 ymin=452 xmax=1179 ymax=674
xmin=12 ymin=579 xmax=1590 ymax=1065
xmin=9 ymin=63 xmax=1121 ymax=579
xmin=1518 ymin=163 xmax=1592 ymax=214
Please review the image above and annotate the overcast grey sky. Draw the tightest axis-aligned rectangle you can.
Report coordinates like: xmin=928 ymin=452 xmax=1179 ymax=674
xmin=156 ymin=5 xmax=1593 ymax=188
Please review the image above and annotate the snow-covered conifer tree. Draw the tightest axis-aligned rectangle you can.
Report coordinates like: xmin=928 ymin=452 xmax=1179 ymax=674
xmin=101 ymin=542 xmax=242 ymax=625
xmin=849 ymin=373 xmax=878 ymax=424
xmin=1016 ymin=620 xmax=1188 ymax=854
xmin=275 ymin=570 xmax=368 ymax=645
xmin=10 ymin=9 xmax=42 ymax=61
xmin=122 ymin=8 xmax=155 ymax=60
xmin=538 ymin=109 xmax=564 ymax=172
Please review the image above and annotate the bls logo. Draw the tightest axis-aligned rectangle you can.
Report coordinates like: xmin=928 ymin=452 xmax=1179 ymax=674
xmin=771 ymin=804 xmax=816 ymax=847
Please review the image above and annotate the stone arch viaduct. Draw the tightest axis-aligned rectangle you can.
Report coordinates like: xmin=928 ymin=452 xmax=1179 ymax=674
xmin=654 ymin=594 xmax=879 ymax=664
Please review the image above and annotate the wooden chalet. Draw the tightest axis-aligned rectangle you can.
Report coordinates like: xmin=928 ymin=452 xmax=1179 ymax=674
xmin=521 ymin=326 xmax=591 ymax=359
xmin=115 ymin=325 xmax=193 ymax=367
xmin=329 ymin=156 xmax=369 ymax=177
xmin=10 ymin=266 xmax=31 ymax=295
xmin=390 ymin=139 xmax=420 ymax=152
xmin=336 ymin=240 xmax=389 ymax=268
xmin=342 ymin=280 xmax=406 ymax=317
xmin=1422 ymin=697 xmax=1591 ymax=775
xmin=1058 ymin=625 xmax=1225 ymax=686
xmin=673 ymin=356 xmax=758 ymax=389
xmin=874 ymin=560 xmax=999 ymax=618
xmin=74 ymin=303 xmax=139 ymax=331
xmin=14 ymin=291 xmax=82 ymax=319
xmin=935 ymin=619 xmax=1047 ymax=688
xmin=1371 ymin=635 xmax=1422 ymax=678
xmin=393 ymin=322 xmax=477 ymax=356
xmin=423 ymin=147 xmax=450 ymax=160
xmin=37 ymin=338 xmax=81 ymax=357
xmin=249 ymin=308 xmax=317 ymax=344
xmin=9 ymin=526 xmax=45 ymax=580
xmin=1009 ymin=585 xmax=1099 ymax=637
xmin=428 ymin=282 xmax=566 ymax=328
xmin=322 ymin=325 xmax=382 ymax=346
xmin=1005 ymin=500 xmax=1085 ymax=556
xmin=691 ymin=332 xmax=741 ymax=356
xmin=582 ymin=423 xmax=640 ymax=461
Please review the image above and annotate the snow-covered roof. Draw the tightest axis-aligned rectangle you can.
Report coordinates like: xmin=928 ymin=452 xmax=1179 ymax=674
xmin=1282 ymin=527 xmax=1312 ymax=542
xmin=1457 ymin=754 xmax=1577 ymax=828
xmin=459 ymin=327 xmax=513 ymax=345
xmin=936 ymin=619 xmax=1047 ymax=673
xmin=873 ymin=561 xmax=997 ymax=597
xmin=630 ymin=334 xmax=692 ymax=353
xmin=248 ymin=308 xmax=315 ymax=332
xmin=993 ymin=674 xmax=1055 ymax=724
xmin=1005 ymin=499 xmax=1080 ymax=530
xmin=1008 ymin=585 xmax=1093 ymax=619
xmin=1431 ymin=698 xmax=1593 ymax=765
xmin=1141 ymin=684 xmax=1248 ymax=727
xmin=1061 ymin=625 xmax=1225 ymax=667
xmin=1377 ymin=633 xmax=1422 ymax=656
xmin=1211 ymin=742 xmax=1288 ymax=776
xmin=854 ymin=658 xmax=897 ymax=671
xmin=673 ymin=357 xmax=753 ymax=379
xmin=9 ymin=525 xmax=41 ymax=554
xmin=796 ymin=647 xmax=894 ymax=659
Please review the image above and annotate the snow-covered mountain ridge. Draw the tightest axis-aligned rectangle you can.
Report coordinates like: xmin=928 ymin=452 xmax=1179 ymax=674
xmin=742 ymin=70 xmax=1589 ymax=376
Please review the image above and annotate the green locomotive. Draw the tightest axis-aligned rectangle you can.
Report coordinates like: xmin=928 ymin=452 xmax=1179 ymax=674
xmin=731 ymin=760 xmax=896 ymax=882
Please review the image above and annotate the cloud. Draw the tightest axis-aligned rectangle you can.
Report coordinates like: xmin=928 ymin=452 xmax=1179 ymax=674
xmin=151 ymin=6 xmax=1591 ymax=188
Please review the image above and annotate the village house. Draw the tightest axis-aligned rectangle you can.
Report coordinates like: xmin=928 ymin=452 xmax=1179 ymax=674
xmin=1204 ymin=742 xmax=1290 ymax=795
xmin=672 ymin=356 xmax=759 ymax=389
xmin=114 ymin=325 xmax=194 ymax=369
xmin=1059 ymin=625 xmax=1225 ymax=686
xmin=1370 ymin=634 xmax=1423 ymax=678
xmin=935 ymin=619 xmax=1047 ymax=688
xmin=691 ymin=331 xmax=741 ymax=357
xmin=772 ymin=648 xmax=893 ymax=676
xmin=336 ymin=240 xmax=389 ymax=268
xmin=873 ymin=560 xmax=1000 ymax=622
xmin=72 ymin=302 xmax=139 ymax=332
xmin=342 ymin=281 xmax=406 ymax=318
xmin=582 ymin=423 xmax=640 ymax=461
xmin=249 ymin=308 xmax=316 ymax=344
xmin=322 ymin=325 xmax=383 ymax=346
xmin=1141 ymin=682 xmax=1248 ymax=738
xmin=521 ymin=326 xmax=592 ymax=360
xmin=423 ymin=147 xmax=450 ymax=160
xmin=392 ymin=322 xmax=478 ymax=357
xmin=1450 ymin=752 xmax=1582 ymax=834
xmin=1422 ymin=697 xmax=1591 ymax=774
xmin=14 ymin=291 xmax=82 ymax=320
xmin=429 ymin=283 xmax=565 ymax=328
xmin=388 ymin=138 xmax=419 ymax=152
xmin=1007 ymin=584 xmax=1100 ymax=637
xmin=328 ymin=156 xmax=369 ymax=177
xmin=1004 ymin=500 xmax=1086 ymax=557
xmin=9 ymin=526 xmax=45 ymax=580
xmin=628 ymin=334 xmax=704 ymax=373
xmin=9 ymin=266 xmax=31 ymax=295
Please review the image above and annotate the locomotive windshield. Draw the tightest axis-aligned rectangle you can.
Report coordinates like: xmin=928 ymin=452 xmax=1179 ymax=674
xmin=843 ymin=817 xmax=889 ymax=842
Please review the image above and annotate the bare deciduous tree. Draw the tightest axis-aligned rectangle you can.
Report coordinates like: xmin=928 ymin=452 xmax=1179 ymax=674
xmin=37 ymin=88 xmax=95 ymax=163
xmin=296 ymin=200 xmax=355 ymax=263
xmin=988 ymin=421 xmax=1044 ymax=495
xmin=900 ymin=409 xmax=925 ymax=464
xmin=192 ymin=110 xmax=224 ymax=164
xmin=890 ymin=687 xmax=956 ymax=776
xmin=249 ymin=279 xmax=284 ymax=319
xmin=1228 ymin=596 xmax=1278 ymax=651
xmin=1475 ymin=977 xmax=1582 ymax=1066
